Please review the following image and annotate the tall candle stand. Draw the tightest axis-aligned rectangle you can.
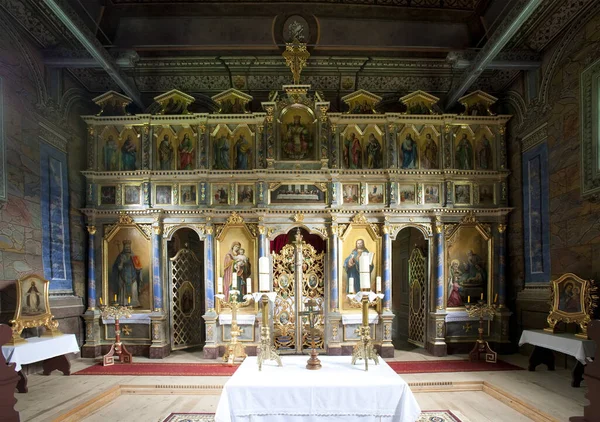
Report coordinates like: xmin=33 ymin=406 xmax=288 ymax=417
xmin=465 ymin=299 xmax=497 ymax=363
xmin=350 ymin=290 xmax=384 ymax=371
xmin=100 ymin=302 xmax=133 ymax=366
xmin=254 ymin=291 xmax=282 ymax=371
xmin=216 ymin=290 xmax=254 ymax=365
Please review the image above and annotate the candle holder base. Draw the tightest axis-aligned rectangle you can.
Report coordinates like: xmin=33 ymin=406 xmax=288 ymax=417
xmin=351 ymin=326 xmax=379 ymax=371
xmin=223 ymin=340 xmax=247 ymax=366
xmin=257 ymin=334 xmax=282 ymax=371
xmin=469 ymin=338 xmax=497 ymax=363
xmin=306 ymin=348 xmax=322 ymax=370
xmin=102 ymin=342 xmax=133 ymax=366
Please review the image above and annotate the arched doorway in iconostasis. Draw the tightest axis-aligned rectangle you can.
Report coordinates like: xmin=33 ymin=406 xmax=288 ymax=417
xmin=167 ymin=228 xmax=205 ymax=351
xmin=270 ymin=227 xmax=327 ymax=355
xmin=391 ymin=227 xmax=429 ymax=349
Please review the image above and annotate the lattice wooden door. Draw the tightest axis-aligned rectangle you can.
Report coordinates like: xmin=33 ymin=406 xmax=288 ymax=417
xmin=272 ymin=231 xmax=325 ymax=354
xmin=408 ymin=247 xmax=427 ymax=347
xmin=169 ymin=246 xmax=204 ymax=350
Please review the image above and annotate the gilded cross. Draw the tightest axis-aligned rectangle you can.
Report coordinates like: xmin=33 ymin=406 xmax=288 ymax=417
xmin=122 ymin=325 xmax=132 ymax=336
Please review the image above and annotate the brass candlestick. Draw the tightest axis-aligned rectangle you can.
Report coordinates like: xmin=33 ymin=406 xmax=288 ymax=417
xmin=351 ymin=290 xmax=382 ymax=371
xmin=465 ymin=299 xmax=497 ymax=363
xmin=300 ymin=298 xmax=321 ymax=370
xmin=217 ymin=290 xmax=254 ymax=365
xmin=100 ymin=302 xmax=133 ymax=366
xmin=257 ymin=292 xmax=282 ymax=371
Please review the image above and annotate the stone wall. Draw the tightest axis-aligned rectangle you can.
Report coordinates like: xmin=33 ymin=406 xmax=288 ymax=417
xmin=0 ymin=23 xmax=90 ymax=345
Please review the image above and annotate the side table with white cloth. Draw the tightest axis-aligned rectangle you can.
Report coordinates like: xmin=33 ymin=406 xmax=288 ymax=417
xmin=1 ymin=334 xmax=80 ymax=393
xmin=519 ymin=329 xmax=596 ymax=387
xmin=215 ymin=355 xmax=421 ymax=422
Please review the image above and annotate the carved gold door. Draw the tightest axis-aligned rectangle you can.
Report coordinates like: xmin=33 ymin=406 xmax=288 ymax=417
xmin=272 ymin=232 xmax=325 ymax=354
xmin=408 ymin=247 xmax=426 ymax=347
xmin=170 ymin=246 xmax=204 ymax=350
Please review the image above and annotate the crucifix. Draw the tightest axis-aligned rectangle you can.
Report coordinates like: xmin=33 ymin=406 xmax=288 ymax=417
xmin=299 ymin=298 xmax=321 ymax=370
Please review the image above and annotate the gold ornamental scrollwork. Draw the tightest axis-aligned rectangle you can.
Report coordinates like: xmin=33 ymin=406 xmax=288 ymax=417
xmin=226 ymin=212 xmax=244 ymax=225
xmin=311 ymin=226 xmax=328 ymax=239
xmin=282 ymin=38 xmax=310 ymax=84
xmin=205 ymin=226 xmax=214 ymax=236
xmin=258 ymin=225 xmax=266 ymax=235
xmin=213 ymin=224 xmax=224 ymax=239
xmin=293 ymin=212 xmax=305 ymax=223
xmin=247 ymin=224 xmax=259 ymax=237
xmin=461 ymin=212 xmax=478 ymax=225
xmin=351 ymin=211 xmax=368 ymax=224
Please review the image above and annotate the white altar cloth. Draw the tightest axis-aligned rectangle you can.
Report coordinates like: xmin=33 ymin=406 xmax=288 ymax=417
xmin=215 ymin=355 xmax=421 ymax=422
xmin=1 ymin=334 xmax=80 ymax=372
xmin=519 ymin=329 xmax=596 ymax=365
xmin=102 ymin=313 xmax=151 ymax=325
xmin=341 ymin=312 xmax=379 ymax=325
xmin=219 ymin=314 xmax=256 ymax=325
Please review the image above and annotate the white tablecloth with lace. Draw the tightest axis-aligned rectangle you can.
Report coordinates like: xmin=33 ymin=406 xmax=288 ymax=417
xmin=215 ymin=355 xmax=421 ymax=422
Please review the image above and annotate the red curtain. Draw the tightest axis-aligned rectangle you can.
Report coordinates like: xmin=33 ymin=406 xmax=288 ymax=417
xmin=269 ymin=228 xmax=326 ymax=254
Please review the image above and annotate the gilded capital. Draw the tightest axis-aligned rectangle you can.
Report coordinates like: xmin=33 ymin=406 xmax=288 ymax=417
xmin=258 ymin=225 xmax=266 ymax=235
xmin=498 ymin=224 xmax=507 ymax=233
xmin=205 ymin=226 xmax=214 ymax=235
xmin=87 ymin=225 xmax=97 ymax=235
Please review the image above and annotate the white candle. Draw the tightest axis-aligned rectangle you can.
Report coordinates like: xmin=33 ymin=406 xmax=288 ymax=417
xmin=348 ymin=277 xmax=355 ymax=294
xmin=376 ymin=276 xmax=382 ymax=293
xmin=246 ymin=277 xmax=252 ymax=293
xmin=360 ymin=272 xmax=371 ymax=290
xmin=217 ymin=277 xmax=223 ymax=294
xmin=259 ymin=256 xmax=269 ymax=274
xmin=232 ymin=276 xmax=237 ymax=289
xmin=259 ymin=273 xmax=270 ymax=292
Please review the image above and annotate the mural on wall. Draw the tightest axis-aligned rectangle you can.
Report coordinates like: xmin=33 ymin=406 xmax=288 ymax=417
xmin=399 ymin=130 xmax=419 ymax=169
xmin=279 ymin=106 xmax=316 ymax=161
xmin=104 ymin=221 xmax=152 ymax=309
xmin=155 ymin=185 xmax=172 ymax=205
xmin=424 ymin=184 xmax=440 ymax=204
xmin=212 ymin=125 xmax=233 ymax=170
xmin=100 ymin=186 xmax=117 ymax=205
xmin=339 ymin=221 xmax=381 ymax=309
xmin=522 ymin=142 xmax=551 ymax=283
xmin=446 ymin=222 xmax=491 ymax=308
xmin=213 ymin=183 xmax=230 ymax=205
xmin=101 ymin=126 xmax=120 ymax=171
xmin=342 ymin=183 xmax=360 ymax=204
xmin=367 ymin=183 xmax=385 ymax=205
xmin=40 ymin=142 xmax=73 ymax=292
xmin=216 ymin=214 xmax=256 ymax=302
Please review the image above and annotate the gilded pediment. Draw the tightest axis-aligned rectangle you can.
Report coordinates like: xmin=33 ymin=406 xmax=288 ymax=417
xmin=92 ymin=91 xmax=132 ymax=116
xmin=399 ymin=90 xmax=440 ymax=115
xmin=212 ymin=89 xmax=253 ymax=114
xmin=153 ymin=89 xmax=195 ymax=115
xmin=458 ymin=90 xmax=498 ymax=116
xmin=342 ymin=90 xmax=382 ymax=114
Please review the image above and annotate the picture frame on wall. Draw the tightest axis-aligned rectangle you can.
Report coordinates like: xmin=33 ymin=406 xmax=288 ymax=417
xmin=180 ymin=184 xmax=198 ymax=206
xmin=269 ymin=183 xmax=326 ymax=204
xmin=99 ymin=185 xmax=117 ymax=205
xmin=454 ymin=183 xmax=472 ymax=205
xmin=398 ymin=184 xmax=416 ymax=205
xmin=342 ymin=183 xmax=360 ymax=204
xmin=213 ymin=183 xmax=230 ymax=205
xmin=154 ymin=185 xmax=172 ymax=206
xmin=123 ymin=185 xmax=142 ymax=205
xmin=366 ymin=183 xmax=385 ymax=205
xmin=478 ymin=184 xmax=495 ymax=206
xmin=236 ymin=183 xmax=255 ymax=205
xmin=423 ymin=184 xmax=441 ymax=205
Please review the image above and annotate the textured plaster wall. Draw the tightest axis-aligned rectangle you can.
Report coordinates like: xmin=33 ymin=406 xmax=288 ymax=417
xmin=0 ymin=30 xmax=88 ymax=322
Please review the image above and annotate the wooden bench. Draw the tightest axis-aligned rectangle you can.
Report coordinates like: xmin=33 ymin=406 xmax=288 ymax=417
xmin=1 ymin=334 xmax=80 ymax=393
xmin=519 ymin=329 xmax=595 ymax=387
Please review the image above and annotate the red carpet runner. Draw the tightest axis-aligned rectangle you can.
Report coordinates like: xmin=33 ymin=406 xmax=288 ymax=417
xmin=74 ymin=359 xmax=522 ymax=376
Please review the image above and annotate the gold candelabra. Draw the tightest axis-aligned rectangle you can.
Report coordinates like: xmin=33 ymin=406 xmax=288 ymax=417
xmin=351 ymin=290 xmax=383 ymax=371
xmin=257 ymin=292 xmax=282 ymax=371
xmin=465 ymin=298 xmax=497 ymax=363
xmin=216 ymin=290 xmax=254 ymax=365
xmin=99 ymin=301 xmax=133 ymax=366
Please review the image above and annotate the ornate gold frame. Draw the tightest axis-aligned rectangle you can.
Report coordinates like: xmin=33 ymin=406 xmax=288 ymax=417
xmin=102 ymin=214 xmax=153 ymax=311
xmin=444 ymin=215 xmax=493 ymax=310
xmin=545 ymin=273 xmax=598 ymax=338
xmin=338 ymin=212 xmax=382 ymax=312
xmin=453 ymin=182 xmax=473 ymax=205
xmin=154 ymin=184 xmax=173 ymax=206
xmin=8 ymin=274 xmax=62 ymax=345
xmin=179 ymin=183 xmax=198 ymax=206
xmin=123 ymin=184 xmax=142 ymax=206
xmin=215 ymin=212 xmax=258 ymax=314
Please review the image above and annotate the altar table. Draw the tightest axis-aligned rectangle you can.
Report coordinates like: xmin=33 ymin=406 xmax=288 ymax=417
xmin=1 ymin=334 xmax=80 ymax=393
xmin=519 ymin=329 xmax=596 ymax=387
xmin=215 ymin=355 xmax=421 ymax=422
